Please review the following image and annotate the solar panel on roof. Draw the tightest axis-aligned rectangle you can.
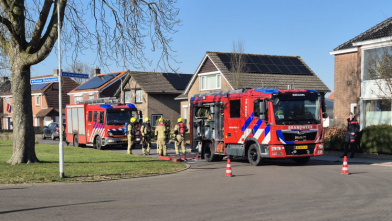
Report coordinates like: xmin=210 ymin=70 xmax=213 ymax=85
xmin=269 ymin=57 xmax=284 ymax=65
xmin=288 ymin=57 xmax=304 ymax=66
xmin=277 ymin=65 xmax=291 ymax=74
xmin=162 ymin=73 xmax=192 ymax=90
xmin=216 ymin=53 xmax=314 ymax=75
xmin=279 ymin=57 xmax=294 ymax=66
xmin=31 ymin=83 xmax=49 ymax=91
xmin=75 ymin=73 xmax=119 ymax=90
xmin=297 ymin=65 xmax=312 ymax=74
xmin=286 ymin=65 xmax=301 ymax=74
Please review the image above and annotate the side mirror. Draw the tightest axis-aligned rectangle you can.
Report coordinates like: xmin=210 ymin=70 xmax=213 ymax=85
xmin=139 ymin=110 xmax=143 ymax=119
xmin=323 ymin=112 xmax=328 ymax=118
xmin=259 ymin=100 xmax=268 ymax=121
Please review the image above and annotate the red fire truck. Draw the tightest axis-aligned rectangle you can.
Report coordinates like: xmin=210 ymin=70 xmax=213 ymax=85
xmin=65 ymin=98 xmax=142 ymax=149
xmin=190 ymin=88 xmax=326 ymax=166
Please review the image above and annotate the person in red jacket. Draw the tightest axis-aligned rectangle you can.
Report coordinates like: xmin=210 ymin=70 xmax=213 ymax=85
xmin=340 ymin=112 xmax=359 ymax=158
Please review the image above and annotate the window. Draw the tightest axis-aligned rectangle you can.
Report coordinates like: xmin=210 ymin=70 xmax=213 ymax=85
xmin=363 ymin=46 xmax=392 ymax=80
xmin=364 ymin=100 xmax=391 ymax=127
xmin=183 ymin=105 xmax=188 ymax=119
xmin=151 ymin=114 xmax=162 ymax=127
xmin=124 ymin=91 xmax=131 ymax=103
xmin=230 ymin=100 xmax=241 ymax=118
xmin=88 ymin=111 xmax=93 ymax=122
xmin=93 ymin=111 xmax=98 ymax=122
xmin=136 ymin=90 xmax=143 ymax=103
xmin=89 ymin=94 xmax=94 ymax=100
xmin=200 ymin=74 xmax=221 ymax=90
xmin=35 ymin=96 xmax=40 ymax=106
xmin=74 ymin=96 xmax=83 ymax=104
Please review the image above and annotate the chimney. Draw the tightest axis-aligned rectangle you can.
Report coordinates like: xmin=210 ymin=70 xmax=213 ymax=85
xmin=94 ymin=67 xmax=101 ymax=76
xmin=0 ymin=76 xmax=8 ymax=82
xmin=53 ymin=69 xmax=59 ymax=76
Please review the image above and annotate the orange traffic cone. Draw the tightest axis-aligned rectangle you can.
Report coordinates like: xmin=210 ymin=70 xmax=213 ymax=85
xmin=341 ymin=156 xmax=349 ymax=175
xmin=226 ymin=158 xmax=233 ymax=177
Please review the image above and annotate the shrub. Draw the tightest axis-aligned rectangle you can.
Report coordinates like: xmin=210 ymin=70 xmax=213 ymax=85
xmin=324 ymin=127 xmax=346 ymax=151
xmin=360 ymin=124 xmax=392 ymax=154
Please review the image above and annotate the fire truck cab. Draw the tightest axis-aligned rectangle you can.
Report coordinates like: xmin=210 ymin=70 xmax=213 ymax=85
xmin=65 ymin=98 xmax=142 ymax=149
xmin=190 ymin=88 xmax=326 ymax=166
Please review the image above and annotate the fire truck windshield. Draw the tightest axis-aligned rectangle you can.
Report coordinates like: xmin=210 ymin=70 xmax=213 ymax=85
xmin=273 ymin=97 xmax=321 ymax=125
xmin=106 ymin=110 xmax=138 ymax=125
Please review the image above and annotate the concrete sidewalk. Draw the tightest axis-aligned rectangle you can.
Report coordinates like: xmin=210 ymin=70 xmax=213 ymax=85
xmin=315 ymin=151 xmax=392 ymax=166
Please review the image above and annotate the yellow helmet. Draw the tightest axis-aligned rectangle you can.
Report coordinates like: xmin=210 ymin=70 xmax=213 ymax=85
xmin=130 ymin=117 xmax=136 ymax=123
xmin=177 ymin=118 xmax=183 ymax=123
xmin=158 ymin=118 xmax=162 ymax=122
xmin=144 ymin=117 xmax=150 ymax=122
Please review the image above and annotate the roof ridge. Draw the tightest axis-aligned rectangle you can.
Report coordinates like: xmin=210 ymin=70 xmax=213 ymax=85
xmin=334 ymin=16 xmax=392 ymax=51
xmin=207 ymin=51 xmax=300 ymax=58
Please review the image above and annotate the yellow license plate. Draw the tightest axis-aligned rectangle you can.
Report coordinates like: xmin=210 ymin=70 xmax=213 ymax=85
xmin=121 ymin=138 xmax=128 ymax=141
xmin=295 ymin=145 xmax=308 ymax=150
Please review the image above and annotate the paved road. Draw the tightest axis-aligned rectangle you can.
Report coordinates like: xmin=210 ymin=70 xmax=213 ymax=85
xmin=1 ymin=143 xmax=392 ymax=221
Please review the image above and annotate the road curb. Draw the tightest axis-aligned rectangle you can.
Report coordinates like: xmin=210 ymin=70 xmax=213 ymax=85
xmin=80 ymin=162 xmax=191 ymax=183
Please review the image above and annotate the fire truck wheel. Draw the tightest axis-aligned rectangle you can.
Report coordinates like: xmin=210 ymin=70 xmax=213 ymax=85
xmin=204 ymin=142 xmax=218 ymax=162
xmin=94 ymin=136 xmax=102 ymax=150
xmin=248 ymin=144 xmax=263 ymax=166
xmin=73 ymin=135 xmax=80 ymax=147
xmin=42 ymin=133 xmax=46 ymax=140
xmin=293 ymin=157 xmax=310 ymax=165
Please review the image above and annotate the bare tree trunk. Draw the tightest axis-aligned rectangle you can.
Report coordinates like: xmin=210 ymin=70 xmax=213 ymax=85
xmin=7 ymin=62 xmax=38 ymax=164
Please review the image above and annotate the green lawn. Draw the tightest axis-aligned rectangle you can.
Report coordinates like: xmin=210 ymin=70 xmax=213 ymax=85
xmin=0 ymin=140 xmax=186 ymax=184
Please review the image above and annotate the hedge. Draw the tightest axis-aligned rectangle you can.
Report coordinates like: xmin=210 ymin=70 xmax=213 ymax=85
xmin=324 ymin=125 xmax=392 ymax=154
xmin=360 ymin=125 xmax=392 ymax=154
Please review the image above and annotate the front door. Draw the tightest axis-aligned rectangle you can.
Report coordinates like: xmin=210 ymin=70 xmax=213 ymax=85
xmin=7 ymin=118 xmax=11 ymax=130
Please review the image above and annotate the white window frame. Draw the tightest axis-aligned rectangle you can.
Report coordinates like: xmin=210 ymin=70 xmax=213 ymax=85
xmin=74 ymin=96 xmax=83 ymax=104
xmin=136 ymin=90 xmax=143 ymax=103
xmin=199 ymin=72 xmax=221 ymax=91
xmin=35 ymin=96 xmax=40 ymax=106
xmin=182 ymin=105 xmax=188 ymax=119
xmin=124 ymin=90 xmax=132 ymax=103
xmin=88 ymin=94 xmax=94 ymax=100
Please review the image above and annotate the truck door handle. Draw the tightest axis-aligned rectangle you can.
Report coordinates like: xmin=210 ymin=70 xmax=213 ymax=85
xmin=227 ymin=133 xmax=232 ymax=137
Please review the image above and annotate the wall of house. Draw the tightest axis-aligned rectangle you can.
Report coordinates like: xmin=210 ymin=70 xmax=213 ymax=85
xmin=333 ymin=51 xmax=362 ymax=127
xmin=148 ymin=94 xmax=181 ymax=127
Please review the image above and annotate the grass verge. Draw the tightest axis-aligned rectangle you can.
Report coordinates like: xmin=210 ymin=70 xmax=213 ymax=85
xmin=0 ymin=140 xmax=186 ymax=184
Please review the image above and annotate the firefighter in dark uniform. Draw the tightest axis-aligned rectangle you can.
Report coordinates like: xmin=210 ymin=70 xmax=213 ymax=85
xmin=127 ymin=117 xmax=136 ymax=154
xmin=340 ymin=112 xmax=359 ymax=158
xmin=174 ymin=118 xmax=188 ymax=156
xmin=141 ymin=117 xmax=152 ymax=156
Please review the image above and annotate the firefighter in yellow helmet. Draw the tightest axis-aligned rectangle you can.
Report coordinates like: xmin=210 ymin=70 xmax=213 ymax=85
xmin=155 ymin=118 xmax=167 ymax=156
xmin=127 ymin=117 xmax=136 ymax=154
xmin=174 ymin=118 xmax=188 ymax=156
xmin=155 ymin=117 xmax=162 ymax=154
xmin=141 ymin=117 xmax=152 ymax=156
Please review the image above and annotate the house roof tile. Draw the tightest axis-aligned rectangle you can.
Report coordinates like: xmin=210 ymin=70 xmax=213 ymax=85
xmin=334 ymin=17 xmax=392 ymax=51
xmin=115 ymin=72 xmax=192 ymax=96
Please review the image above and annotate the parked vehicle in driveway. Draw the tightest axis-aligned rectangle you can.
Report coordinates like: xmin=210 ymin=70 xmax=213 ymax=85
xmin=42 ymin=122 xmax=66 ymax=140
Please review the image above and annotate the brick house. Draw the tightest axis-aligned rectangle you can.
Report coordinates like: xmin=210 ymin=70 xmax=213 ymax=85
xmin=176 ymin=51 xmax=330 ymax=127
xmin=330 ymin=17 xmax=392 ymax=128
xmin=0 ymin=75 xmax=79 ymax=129
xmin=114 ymin=71 xmax=192 ymax=127
xmin=67 ymin=69 xmax=128 ymax=104
xmin=0 ymin=76 xmax=11 ymax=129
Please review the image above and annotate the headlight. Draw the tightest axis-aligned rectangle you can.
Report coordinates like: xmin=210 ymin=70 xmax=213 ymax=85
xmin=318 ymin=144 xmax=324 ymax=149
xmin=271 ymin=146 xmax=282 ymax=151
xmin=108 ymin=132 xmax=113 ymax=136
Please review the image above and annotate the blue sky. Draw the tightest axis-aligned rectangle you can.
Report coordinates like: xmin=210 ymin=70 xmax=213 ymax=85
xmin=32 ymin=0 xmax=392 ymax=94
